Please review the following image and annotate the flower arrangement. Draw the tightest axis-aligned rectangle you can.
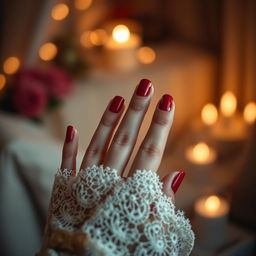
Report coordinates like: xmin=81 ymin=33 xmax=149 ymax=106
xmin=1 ymin=66 xmax=73 ymax=121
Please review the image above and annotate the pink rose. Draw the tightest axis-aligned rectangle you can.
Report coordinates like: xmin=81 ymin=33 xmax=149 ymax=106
xmin=13 ymin=78 xmax=48 ymax=118
xmin=44 ymin=66 xmax=73 ymax=99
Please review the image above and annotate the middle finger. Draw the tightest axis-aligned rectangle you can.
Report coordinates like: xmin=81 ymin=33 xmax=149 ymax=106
xmin=104 ymin=79 xmax=153 ymax=174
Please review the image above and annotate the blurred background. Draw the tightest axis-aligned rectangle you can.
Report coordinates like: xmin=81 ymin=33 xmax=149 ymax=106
xmin=0 ymin=0 xmax=255 ymax=255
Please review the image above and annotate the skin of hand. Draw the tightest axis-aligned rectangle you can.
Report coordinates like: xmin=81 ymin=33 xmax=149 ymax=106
xmin=60 ymin=79 xmax=185 ymax=203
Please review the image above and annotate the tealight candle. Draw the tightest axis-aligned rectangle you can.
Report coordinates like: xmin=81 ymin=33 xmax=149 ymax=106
xmin=212 ymin=91 xmax=247 ymax=158
xmin=194 ymin=195 xmax=229 ymax=249
xmin=201 ymin=103 xmax=218 ymax=127
xmin=104 ymin=24 xmax=141 ymax=71
xmin=243 ymin=101 xmax=256 ymax=124
xmin=213 ymin=91 xmax=246 ymax=141
xmin=185 ymin=142 xmax=216 ymax=165
xmin=185 ymin=142 xmax=217 ymax=184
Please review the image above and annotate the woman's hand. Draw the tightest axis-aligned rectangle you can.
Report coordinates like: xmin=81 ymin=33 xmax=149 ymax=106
xmin=39 ymin=79 xmax=194 ymax=256
xmin=60 ymin=79 xmax=185 ymax=201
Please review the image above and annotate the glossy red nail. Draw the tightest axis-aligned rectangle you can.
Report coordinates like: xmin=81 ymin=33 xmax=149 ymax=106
xmin=136 ymin=79 xmax=152 ymax=97
xmin=171 ymin=171 xmax=185 ymax=194
xmin=159 ymin=94 xmax=173 ymax=111
xmin=65 ymin=125 xmax=75 ymax=143
xmin=109 ymin=96 xmax=124 ymax=113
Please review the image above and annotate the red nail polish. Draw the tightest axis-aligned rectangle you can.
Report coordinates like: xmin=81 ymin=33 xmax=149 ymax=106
xmin=159 ymin=94 xmax=173 ymax=111
xmin=136 ymin=79 xmax=152 ymax=96
xmin=65 ymin=125 xmax=75 ymax=143
xmin=109 ymin=96 xmax=124 ymax=113
xmin=171 ymin=171 xmax=185 ymax=194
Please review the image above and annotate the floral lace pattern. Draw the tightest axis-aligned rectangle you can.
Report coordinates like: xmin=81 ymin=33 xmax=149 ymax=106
xmin=42 ymin=166 xmax=194 ymax=256
xmin=50 ymin=165 xmax=121 ymax=231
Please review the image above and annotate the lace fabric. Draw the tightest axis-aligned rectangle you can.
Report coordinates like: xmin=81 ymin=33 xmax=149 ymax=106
xmin=41 ymin=165 xmax=194 ymax=256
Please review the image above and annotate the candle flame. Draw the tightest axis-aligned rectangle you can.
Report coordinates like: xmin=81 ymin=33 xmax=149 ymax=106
xmin=243 ymin=102 xmax=256 ymax=124
xmin=201 ymin=103 xmax=218 ymax=125
xmin=112 ymin=25 xmax=130 ymax=43
xmin=192 ymin=142 xmax=210 ymax=163
xmin=205 ymin=195 xmax=221 ymax=212
xmin=220 ymin=91 xmax=237 ymax=117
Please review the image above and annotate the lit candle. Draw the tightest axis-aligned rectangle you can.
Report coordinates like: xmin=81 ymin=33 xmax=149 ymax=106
xmin=201 ymin=103 xmax=218 ymax=127
xmin=104 ymin=24 xmax=141 ymax=71
xmin=194 ymin=195 xmax=229 ymax=249
xmin=212 ymin=91 xmax=246 ymax=143
xmin=243 ymin=101 xmax=256 ymax=124
xmin=185 ymin=142 xmax=216 ymax=165
xmin=185 ymin=142 xmax=217 ymax=185
xmin=220 ymin=91 xmax=237 ymax=118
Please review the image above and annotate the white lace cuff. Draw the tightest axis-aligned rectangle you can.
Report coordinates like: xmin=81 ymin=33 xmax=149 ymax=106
xmin=39 ymin=165 xmax=194 ymax=256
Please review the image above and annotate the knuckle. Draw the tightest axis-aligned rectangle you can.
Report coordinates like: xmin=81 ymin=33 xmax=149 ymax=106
xmin=86 ymin=147 xmax=100 ymax=158
xmin=113 ymin=132 xmax=130 ymax=146
xmin=153 ymin=115 xmax=169 ymax=126
xmin=101 ymin=115 xmax=114 ymax=127
xmin=130 ymin=98 xmax=146 ymax=112
xmin=140 ymin=142 xmax=161 ymax=157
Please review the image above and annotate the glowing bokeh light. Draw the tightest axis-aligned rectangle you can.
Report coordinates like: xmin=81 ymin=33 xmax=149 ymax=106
xmin=89 ymin=29 xmax=107 ymax=46
xmin=137 ymin=46 xmax=156 ymax=64
xmin=3 ymin=57 xmax=20 ymax=74
xmin=51 ymin=3 xmax=69 ymax=21
xmin=204 ymin=195 xmax=221 ymax=212
xmin=39 ymin=42 xmax=58 ymax=61
xmin=75 ymin=0 xmax=92 ymax=10
xmin=220 ymin=91 xmax=237 ymax=117
xmin=243 ymin=102 xmax=256 ymax=124
xmin=192 ymin=142 xmax=210 ymax=163
xmin=112 ymin=25 xmax=130 ymax=43
xmin=0 ymin=74 xmax=6 ymax=90
xmin=201 ymin=103 xmax=218 ymax=125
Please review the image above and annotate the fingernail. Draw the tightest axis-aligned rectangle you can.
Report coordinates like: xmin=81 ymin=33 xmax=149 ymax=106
xmin=159 ymin=94 xmax=173 ymax=111
xmin=171 ymin=171 xmax=185 ymax=194
xmin=136 ymin=79 xmax=152 ymax=97
xmin=109 ymin=96 xmax=124 ymax=113
xmin=65 ymin=125 xmax=75 ymax=143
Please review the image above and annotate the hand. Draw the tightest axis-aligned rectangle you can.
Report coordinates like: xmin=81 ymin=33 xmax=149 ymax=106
xmin=40 ymin=79 xmax=193 ymax=256
xmin=60 ymin=79 xmax=185 ymax=201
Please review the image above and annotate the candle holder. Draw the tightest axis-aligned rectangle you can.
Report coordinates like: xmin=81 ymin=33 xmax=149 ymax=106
xmin=103 ymin=24 xmax=141 ymax=71
xmin=193 ymin=195 xmax=230 ymax=250
xmin=185 ymin=142 xmax=217 ymax=186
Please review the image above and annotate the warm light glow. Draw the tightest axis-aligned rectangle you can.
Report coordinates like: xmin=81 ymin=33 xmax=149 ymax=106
xmin=220 ymin=91 xmax=237 ymax=117
xmin=51 ymin=3 xmax=69 ymax=21
xmin=0 ymin=74 xmax=6 ymax=90
xmin=80 ymin=31 xmax=92 ymax=48
xmin=89 ymin=29 xmax=107 ymax=46
xmin=39 ymin=42 xmax=58 ymax=61
xmin=244 ymin=102 xmax=256 ymax=124
xmin=3 ymin=57 xmax=20 ymax=74
xmin=192 ymin=142 xmax=210 ymax=163
xmin=137 ymin=46 xmax=156 ymax=64
xmin=112 ymin=25 xmax=130 ymax=43
xmin=201 ymin=103 xmax=218 ymax=125
xmin=75 ymin=0 xmax=92 ymax=10
xmin=204 ymin=195 xmax=221 ymax=212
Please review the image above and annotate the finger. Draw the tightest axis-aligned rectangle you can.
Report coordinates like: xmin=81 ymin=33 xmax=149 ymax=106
xmin=129 ymin=94 xmax=175 ymax=175
xmin=80 ymin=96 xmax=125 ymax=169
xmin=162 ymin=171 xmax=186 ymax=203
xmin=60 ymin=125 xmax=79 ymax=175
xmin=104 ymin=79 xmax=153 ymax=174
